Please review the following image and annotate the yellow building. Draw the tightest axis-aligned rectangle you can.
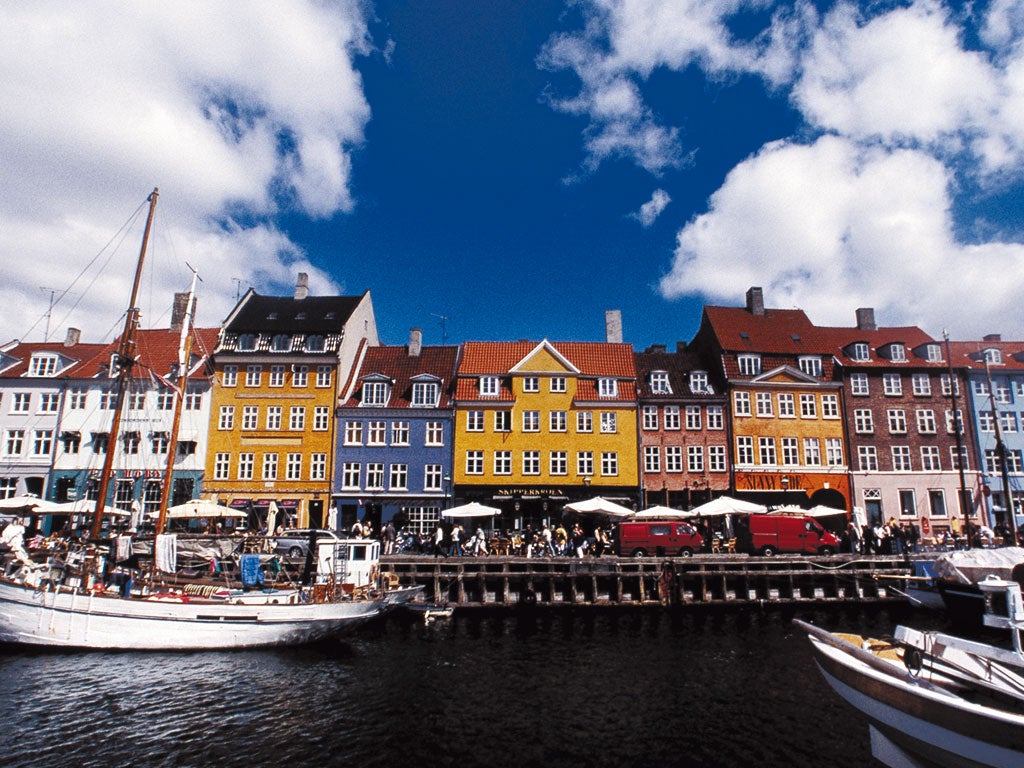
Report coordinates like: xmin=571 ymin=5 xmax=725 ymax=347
xmin=203 ymin=276 xmax=377 ymax=529
xmin=453 ymin=340 xmax=639 ymax=524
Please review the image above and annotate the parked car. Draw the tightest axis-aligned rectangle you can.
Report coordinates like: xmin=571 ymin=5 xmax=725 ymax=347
xmin=616 ymin=520 xmax=704 ymax=558
xmin=273 ymin=528 xmax=342 ymax=558
xmin=745 ymin=514 xmax=839 ymax=556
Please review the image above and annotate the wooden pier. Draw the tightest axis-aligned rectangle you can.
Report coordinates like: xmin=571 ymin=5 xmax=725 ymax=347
xmin=381 ymin=554 xmax=913 ymax=608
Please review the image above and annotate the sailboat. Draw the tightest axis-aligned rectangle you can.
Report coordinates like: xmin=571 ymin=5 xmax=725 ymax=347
xmin=0 ymin=189 xmax=386 ymax=649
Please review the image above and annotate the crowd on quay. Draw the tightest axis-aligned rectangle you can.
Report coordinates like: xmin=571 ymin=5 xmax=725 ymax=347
xmin=842 ymin=517 xmax=1023 ymax=555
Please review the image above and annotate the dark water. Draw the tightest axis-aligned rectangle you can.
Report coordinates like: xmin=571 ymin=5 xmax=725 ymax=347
xmin=0 ymin=604 xmax=944 ymax=768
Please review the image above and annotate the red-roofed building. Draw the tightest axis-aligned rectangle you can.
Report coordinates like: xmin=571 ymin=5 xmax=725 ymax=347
xmin=453 ymin=339 xmax=640 ymax=525
xmin=691 ymin=287 xmax=851 ymax=514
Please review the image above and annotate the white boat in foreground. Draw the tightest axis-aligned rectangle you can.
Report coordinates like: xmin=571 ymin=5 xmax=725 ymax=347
xmin=0 ymin=537 xmax=388 ymax=649
xmin=796 ymin=577 xmax=1024 ymax=768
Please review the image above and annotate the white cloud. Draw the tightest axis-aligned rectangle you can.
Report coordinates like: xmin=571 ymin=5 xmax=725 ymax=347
xmin=658 ymin=135 xmax=1024 ymax=337
xmin=633 ymin=189 xmax=671 ymax=227
xmin=0 ymin=2 xmax=369 ymax=342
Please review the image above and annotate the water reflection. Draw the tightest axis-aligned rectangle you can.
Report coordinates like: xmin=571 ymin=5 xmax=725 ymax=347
xmin=2 ymin=605 xmax=934 ymax=768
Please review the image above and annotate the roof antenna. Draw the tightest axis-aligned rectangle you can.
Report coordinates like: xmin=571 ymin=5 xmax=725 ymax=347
xmin=39 ymin=287 xmax=59 ymax=342
xmin=231 ymin=277 xmax=248 ymax=303
xmin=431 ymin=313 xmax=452 ymax=345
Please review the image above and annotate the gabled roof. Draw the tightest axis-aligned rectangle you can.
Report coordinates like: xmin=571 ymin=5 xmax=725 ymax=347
xmin=700 ymin=306 xmax=830 ymax=354
xmin=817 ymin=325 xmax=940 ymax=368
xmin=946 ymin=339 xmax=1024 ymax=371
xmin=129 ymin=327 xmax=221 ymax=380
xmin=0 ymin=340 xmax=110 ymax=379
xmin=223 ymin=291 xmax=365 ymax=334
xmin=458 ymin=341 xmax=636 ymax=378
xmin=341 ymin=345 xmax=459 ymax=408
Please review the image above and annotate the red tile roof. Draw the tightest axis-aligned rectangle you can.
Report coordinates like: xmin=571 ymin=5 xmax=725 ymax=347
xmin=0 ymin=340 xmax=109 ymax=379
xmin=458 ymin=341 xmax=636 ymax=378
xmin=946 ymin=339 xmax=1024 ymax=371
xmin=701 ymin=306 xmax=833 ymax=354
xmin=342 ymin=345 xmax=460 ymax=407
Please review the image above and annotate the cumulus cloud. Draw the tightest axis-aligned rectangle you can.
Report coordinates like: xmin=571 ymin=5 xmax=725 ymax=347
xmin=658 ymin=135 xmax=1024 ymax=337
xmin=633 ymin=189 xmax=671 ymax=227
xmin=0 ymin=2 xmax=370 ymax=342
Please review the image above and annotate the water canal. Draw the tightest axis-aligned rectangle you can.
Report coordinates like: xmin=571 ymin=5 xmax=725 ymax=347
xmin=1 ymin=604 xmax=942 ymax=768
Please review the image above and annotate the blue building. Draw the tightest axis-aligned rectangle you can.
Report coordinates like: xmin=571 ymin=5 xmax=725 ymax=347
xmin=333 ymin=330 xmax=458 ymax=535
xmin=953 ymin=335 xmax=1024 ymax=530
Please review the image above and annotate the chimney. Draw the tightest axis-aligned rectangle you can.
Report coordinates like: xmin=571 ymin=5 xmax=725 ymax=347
xmin=64 ymin=327 xmax=81 ymax=347
xmin=745 ymin=286 xmax=764 ymax=316
xmin=676 ymin=341 xmax=687 ymax=353
xmin=170 ymin=292 xmax=192 ymax=333
xmin=408 ymin=327 xmax=422 ymax=357
xmin=856 ymin=308 xmax=876 ymax=331
xmin=605 ymin=310 xmax=623 ymax=344
xmin=294 ymin=272 xmax=309 ymax=300
xmin=644 ymin=344 xmax=667 ymax=354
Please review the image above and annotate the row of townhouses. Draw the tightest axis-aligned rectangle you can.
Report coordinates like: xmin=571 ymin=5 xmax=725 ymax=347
xmin=2 ymin=278 xmax=1022 ymax=537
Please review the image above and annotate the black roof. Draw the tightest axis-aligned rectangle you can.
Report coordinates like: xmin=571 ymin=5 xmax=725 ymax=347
xmin=225 ymin=293 xmax=363 ymax=334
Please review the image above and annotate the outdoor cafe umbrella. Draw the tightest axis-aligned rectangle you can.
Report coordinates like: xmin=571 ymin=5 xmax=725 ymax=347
xmin=564 ymin=496 xmax=634 ymax=518
xmin=684 ymin=496 xmax=766 ymax=517
xmin=633 ymin=504 xmax=688 ymax=519
xmin=441 ymin=501 xmax=501 ymax=519
xmin=0 ymin=494 xmax=63 ymax=513
xmin=52 ymin=499 xmax=131 ymax=516
xmin=165 ymin=500 xmax=247 ymax=519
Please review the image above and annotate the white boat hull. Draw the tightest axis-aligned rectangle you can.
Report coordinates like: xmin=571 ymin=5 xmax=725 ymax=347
xmin=0 ymin=578 xmax=382 ymax=650
xmin=809 ymin=635 xmax=1024 ymax=768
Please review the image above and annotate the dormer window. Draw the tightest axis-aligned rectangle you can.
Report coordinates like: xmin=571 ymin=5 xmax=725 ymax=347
xmin=598 ymin=378 xmax=618 ymax=398
xmin=28 ymin=353 xmax=59 ymax=377
xmin=479 ymin=376 xmax=499 ymax=397
xmin=411 ymin=381 xmax=440 ymax=407
xmin=271 ymin=334 xmax=291 ymax=352
xmin=650 ymin=371 xmax=671 ymax=394
xmin=362 ymin=381 xmax=389 ymax=406
xmin=889 ymin=344 xmax=907 ymax=362
xmin=851 ymin=343 xmax=870 ymax=362
xmin=798 ymin=356 xmax=823 ymax=377
xmin=306 ymin=335 xmax=325 ymax=352
xmin=737 ymin=354 xmax=761 ymax=376
xmin=688 ymin=371 xmax=707 ymax=394
xmin=925 ymin=344 xmax=942 ymax=362
xmin=237 ymin=334 xmax=256 ymax=351
xmin=984 ymin=348 xmax=1003 ymax=365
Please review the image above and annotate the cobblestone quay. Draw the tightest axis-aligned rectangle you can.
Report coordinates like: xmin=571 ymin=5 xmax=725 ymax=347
xmin=381 ymin=553 xmax=913 ymax=608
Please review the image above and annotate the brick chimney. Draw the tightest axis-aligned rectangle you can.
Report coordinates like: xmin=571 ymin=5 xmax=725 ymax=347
xmin=984 ymin=333 xmax=1002 ymax=342
xmin=63 ymin=327 xmax=81 ymax=347
xmin=856 ymin=308 xmax=876 ymax=331
xmin=746 ymin=286 xmax=764 ymax=316
xmin=605 ymin=310 xmax=623 ymax=344
xmin=170 ymin=292 xmax=192 ymax=333
xmin=294 ymin=272 xmax=309 ymax=300
xmin=408 ymin=327 xmax=422 ymax=357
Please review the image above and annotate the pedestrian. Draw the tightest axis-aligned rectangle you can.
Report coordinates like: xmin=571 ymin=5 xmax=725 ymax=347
xmin=451 ymin=523 xmax=463 ymax=556
xmin=433 ymin=523 xmax=448 ymax=558
xmin=383 ymin=520 xmax=396 ymax=555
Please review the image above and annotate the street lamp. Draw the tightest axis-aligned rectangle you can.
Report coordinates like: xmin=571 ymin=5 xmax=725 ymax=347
xmin=443 ymin=475 xmax=451 ymax=510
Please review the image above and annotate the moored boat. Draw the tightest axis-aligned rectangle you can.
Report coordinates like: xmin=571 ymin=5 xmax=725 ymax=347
xmin=796 ymin=577 xmax=1024 ymax=768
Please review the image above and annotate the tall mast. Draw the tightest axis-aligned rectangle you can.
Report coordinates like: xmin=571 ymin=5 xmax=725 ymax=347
xmin=153 ymin=266 xmax=200 ymax=540
xmin=89 ymin=188 xmax=159 ymax=539
xmin=944 ymin=332 xmax=972 ymax=546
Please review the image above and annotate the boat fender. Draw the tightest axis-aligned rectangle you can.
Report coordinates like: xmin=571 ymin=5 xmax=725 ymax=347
xmin=904 ymin=646 xmax=923 ymax=677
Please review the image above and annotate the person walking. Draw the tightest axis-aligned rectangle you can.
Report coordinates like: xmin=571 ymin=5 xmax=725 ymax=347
xmin=433 ymin=523 xmax=448 ymax=558
xmin=383 ymin=520 xmax=396 ymax=555
xmin=451 ymin=524 xmax=463 ymax=557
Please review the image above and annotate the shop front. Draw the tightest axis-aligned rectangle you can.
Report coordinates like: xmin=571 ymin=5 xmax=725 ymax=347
xmin=733 ymin=470 xmax=850 ymax=513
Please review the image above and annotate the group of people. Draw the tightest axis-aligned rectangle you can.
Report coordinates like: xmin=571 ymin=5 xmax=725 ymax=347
xmin=410 ymin=520 xmax=615 ymax=558
xmin=845 ymin=518 xmax=922 ymax=555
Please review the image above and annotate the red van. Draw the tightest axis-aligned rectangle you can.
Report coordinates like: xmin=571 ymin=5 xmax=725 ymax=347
xmin=747 ymin=514 xmax=839 ymax=556
xmin=617 ymin=520 xmax=704 ymax=558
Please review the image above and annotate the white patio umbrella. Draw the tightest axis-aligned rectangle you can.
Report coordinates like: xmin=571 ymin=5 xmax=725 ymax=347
xmin=0 ymin=495 xmax=63 ymax=513
xmin=684 ymin=496 xmax=766 ymax=517
xmin=266 ymin=500 xmax=279 ymax=532
xmin=564 ymin=496 xmax=634 ymax=518
xmin=52 ymin=499 xmax=131 ymax=516
xmin=441 ymin=501 xmax=501 ymax=519
xmin=633 ymin=505 xmax=688 ymax=519
xmin=166 ymin=499 xmax=247 ymax=519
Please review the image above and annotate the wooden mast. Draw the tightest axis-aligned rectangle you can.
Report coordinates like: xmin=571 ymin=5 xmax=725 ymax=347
xmin=153 ymin=267 xmax=200 ymax=539
xmin=89 ymin=188 xmax=159 ymax=539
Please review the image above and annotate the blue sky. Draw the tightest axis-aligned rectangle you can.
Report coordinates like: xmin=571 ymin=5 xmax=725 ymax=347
xmin=3 ymin=1 xmax=1024 ymax=349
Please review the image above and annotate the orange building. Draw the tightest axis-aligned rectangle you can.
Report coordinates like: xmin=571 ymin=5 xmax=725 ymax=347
xmin=691 ymin=287 xmax=851 ymax=511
